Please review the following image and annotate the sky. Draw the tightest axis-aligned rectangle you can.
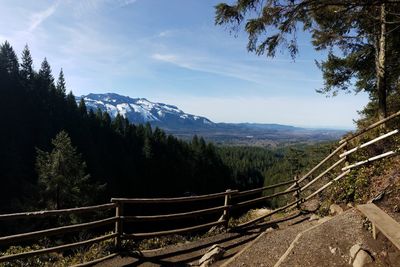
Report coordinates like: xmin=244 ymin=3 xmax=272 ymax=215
xmin=0 ymin=0 xmax=370 ymax=129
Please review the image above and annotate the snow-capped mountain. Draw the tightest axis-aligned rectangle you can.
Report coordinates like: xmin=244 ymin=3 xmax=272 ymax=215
xmin=76 ymin=93 xmax=345 ymax=144
xmin=76 ymin=93 xmax=213 ymax=128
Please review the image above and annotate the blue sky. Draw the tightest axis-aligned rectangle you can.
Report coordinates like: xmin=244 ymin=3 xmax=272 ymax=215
xmin=0 ymin=0 xmax=369 ymax=128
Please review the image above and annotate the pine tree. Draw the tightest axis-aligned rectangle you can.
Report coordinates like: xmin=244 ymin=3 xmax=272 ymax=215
xmin=66 ymin=91 xmax=77 ymax=109
xmin=56 ymin=68 xmax=66 ymax=95
xmin=36 ymin=131 xmax=98 ymax=209
xmin=38 ymin=57 xmax=55 ymax=89
xmin=0 ymin=41 xmax=19 ymax=76
xmin=215 ymin=1 xmax=400 ymax=119
xmin=20 ymin=44 xmax=34 ymax=81
xmin=78 ymin=98 xmax=87 ymax=116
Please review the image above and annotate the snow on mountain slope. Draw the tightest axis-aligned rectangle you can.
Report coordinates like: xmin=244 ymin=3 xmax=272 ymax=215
xmin=76 ymin=93 xmax=214 ymax=127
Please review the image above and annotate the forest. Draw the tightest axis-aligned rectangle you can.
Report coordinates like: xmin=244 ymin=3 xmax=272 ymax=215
xmin=0 ymin=41 xmax=332 ymax=214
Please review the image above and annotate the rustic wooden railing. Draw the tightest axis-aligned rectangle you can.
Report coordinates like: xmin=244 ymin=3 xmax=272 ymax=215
xmin=286 ymin=110 xmax=400 ymax=209
xmin=0 ymin=110 xmax=399 ymax=265
xmin=0 ymin=203 xmax=118 ymax=264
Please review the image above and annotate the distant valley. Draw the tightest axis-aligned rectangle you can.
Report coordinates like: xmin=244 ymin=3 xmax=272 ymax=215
xmin=77 ymin=93 xmax=347 ymax=146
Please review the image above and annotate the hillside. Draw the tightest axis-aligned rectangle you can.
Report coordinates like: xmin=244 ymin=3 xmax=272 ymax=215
xmin=77 ymin=93 xmax=346 ymax=145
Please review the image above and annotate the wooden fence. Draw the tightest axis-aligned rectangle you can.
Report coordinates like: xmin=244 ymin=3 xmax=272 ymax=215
xmin=0 ymin=111 xmax=399 ymax=265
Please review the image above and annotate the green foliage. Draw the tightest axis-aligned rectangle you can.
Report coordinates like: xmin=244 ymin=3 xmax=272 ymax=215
xmin=20 ymin=44 xmax=34 ymax=82
xmin=0 ymin=245 xmax=59 ymax=267
xmin=215 ymin=1 xmax=400 ymax=118
xmin=38 ymin=58 xmax=54 ymax=89
xmin=218 ymin=143 xmax=333 ymax=208
xmin=0 ymin=41 xmax=19 ymax=76
xmin=0 ymin=237 xmax=115 ymax=267
xmin=56 ymin=69 xmax=66 ymax=95
xmin=0 ymin=41 xmax=236 ymax=214
xmin=36 ymin=131 xmax=103 ymax=209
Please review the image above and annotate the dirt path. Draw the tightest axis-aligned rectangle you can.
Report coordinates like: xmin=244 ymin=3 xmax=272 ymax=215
xmin=219 ymin=216 xmax=318 ymax=267
xmin=95 ymin=229 xmax=261 ymax=266
xmin=95 ymin=212 xmax=307 ymax=267
xmin=225 ymin=209 xmax=400 ymax=267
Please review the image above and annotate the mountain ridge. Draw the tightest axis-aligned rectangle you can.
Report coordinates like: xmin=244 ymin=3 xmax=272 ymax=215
xmin=76 ymin=93 xmax=346 ymax=145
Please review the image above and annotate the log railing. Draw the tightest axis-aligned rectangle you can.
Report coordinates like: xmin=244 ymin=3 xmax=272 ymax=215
xmin=0 ymin=181 xmax=296 ymax=264
xmin=1 ymin=110 xmax=400 ymax=265
xmin=0 ymin=203 xmax=117 ymax=263
xmin=282 ymin=110 xmax=400 ymax=215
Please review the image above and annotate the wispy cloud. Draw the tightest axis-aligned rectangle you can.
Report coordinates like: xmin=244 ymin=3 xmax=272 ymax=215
xmin=29 ymin=2 xmax=59 ymax=32
xmin=120 ymin=0 xmax=138 ymax=7
xmin=158 ymin=30 xmax=177 ymax=38
xmin=151 ymin=52 xmax=321 ymax=85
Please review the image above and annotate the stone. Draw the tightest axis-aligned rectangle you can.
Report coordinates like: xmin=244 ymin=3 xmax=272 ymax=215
xmin=353 ymin=250 xmax=373 ymax=267
xmin=329 ymin=246 xmax=337 ymax=254
xmin=199 ymin=244 xmax=225 ymax=267
xmin=301 ymin=199 xmax=320 ymax=212
xmin=350 ymin=244 xmax=362 ymax=259
xmin=329 ymin=204 xmax=344 ymax=215
xmin=393 ymin=204 xmax=399 ymax=213
xmin=265 ymin=227 xmax=274 ymax=233
xmin=309 ymin=214 xmax=320 ymax=222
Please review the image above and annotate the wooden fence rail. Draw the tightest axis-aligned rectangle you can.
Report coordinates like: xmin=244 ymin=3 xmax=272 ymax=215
xmin=122 ymin=220 xmax=227 ymax=240
xmin=0 ymin=216 xmax=117 ymax=245
xmin=233 ymin=188 xmax=299 ymax=209
xmin=0 ymin=203 xmax=116 ymax=221
xmin=111 ymin=189 xmax=238 ymax=204
xmin=0 ymin=233 xmax=118 ymax=262
xmin=122 ymin=205 xmax=229 ymax=222
xmin=233 ymin=179 xmax=298 ymax=198
xmin=339 ymin=110 xmax=400 ymax=144
xmin=1 ymin=110 xmax=400 ymax=265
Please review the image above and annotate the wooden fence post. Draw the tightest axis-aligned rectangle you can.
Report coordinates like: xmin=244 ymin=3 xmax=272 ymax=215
xmin=294 ymin=177 xmax=301 ymax=209
xmin=343 ymin=143 xmax=349 ymax=168
xmin=114 ymin=202 xmax=123 ymax=250
xmin=223 ymin=189 xmax=231 ymax=228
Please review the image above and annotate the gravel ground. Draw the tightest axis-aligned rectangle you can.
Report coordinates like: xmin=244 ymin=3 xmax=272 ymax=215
xmin=94 ymin=208 xmax=400 ymax=267
xmin=222 ymin=217 xmax=317 ymax=267
xmin=95 ymin=229 xmax=261 ymax=267
xmin=225 ymin=209 xmax=400 ymax=267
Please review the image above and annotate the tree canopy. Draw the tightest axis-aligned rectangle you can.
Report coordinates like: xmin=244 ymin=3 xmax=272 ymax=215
xmin=36 ymin=131 xmax=99 ymax=209
xmin=215 ymin=0 xmax=400 ymax=119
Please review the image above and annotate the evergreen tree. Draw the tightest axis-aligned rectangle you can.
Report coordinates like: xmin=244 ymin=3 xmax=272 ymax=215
xmin=56 ymin=68 xmax=66 ymax=95
xmin=215 ymin=1 xmax=400 ymax=119
xmin=38 ymin=57 xmax=55 ymax=89
xmin=0 ymin=41 xmax=19 ymax=76
xmin=20 ymin=44 xmax=34 ymax=82
xmin=36 ymin=131 xmax=98 ymax=209
xmin=66 ymin=91 xmax=77 ymax=109
xmin=78 ymin=98 xmax=87 ymax=116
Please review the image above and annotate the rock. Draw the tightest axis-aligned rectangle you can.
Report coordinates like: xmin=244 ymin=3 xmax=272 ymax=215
xmin=353 ymin=250 xmax=373 ymax=267
xmin=253 ymin=208 xmax=272 ymax=217
xmin=301 ymin=199 xmax=320 ymax=212
xmin=329 ymin=246 xmax=337 ymax=254
xmin=350 ymin=244 xmax=362 ymax=259
xmin=199 ymin=244 xmax=225 ymax=267
xmin=265 ymin=227 xmax=274 ymax=233
xmin=329 ymin=204 xmax=344 ymax=215
xmin=309 ymin=214 xmax=320 ymax=221
xmin=393 ymin=204 xmax=399 ymax=213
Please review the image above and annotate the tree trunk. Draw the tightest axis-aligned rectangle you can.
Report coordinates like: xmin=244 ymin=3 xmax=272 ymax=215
xmin=376 ymin=3 xmax=387 ymax=120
